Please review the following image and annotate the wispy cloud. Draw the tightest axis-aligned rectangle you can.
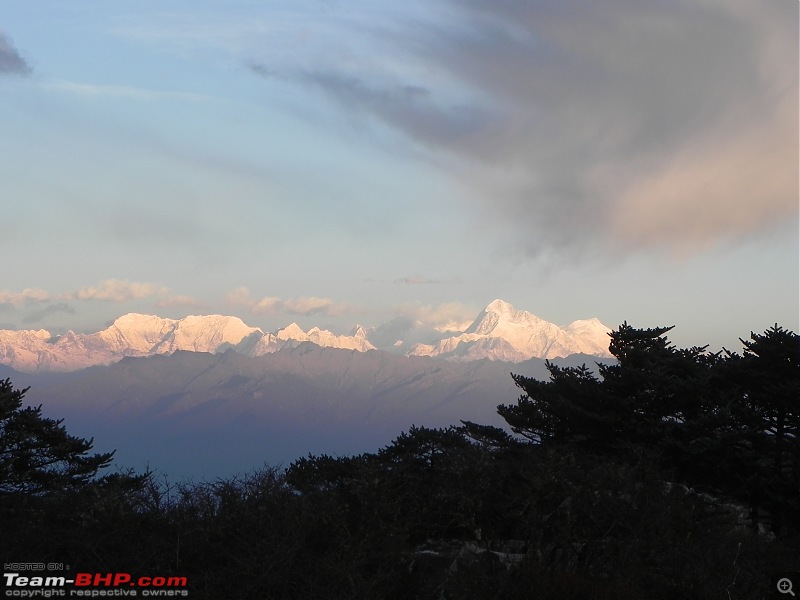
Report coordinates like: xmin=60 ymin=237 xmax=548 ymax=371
xmin=0 ymin=31 xmax=31 ymax=76
xmin=42 ymin=80 xmax=209 ymax=102
xmin=22 ymin=303 xmax=75 ymax=324
xmin=279 ymin=296 xmax=349 ymax=316
xmin=0 ymin=288 xmax=50 ymax=306
xmin=74 ymin=279 xmax=168 ymax=302
xmin=394 ymin=276 xmax=460 ymax=285
xmin=0 ymin=281 xmax=197 ymax=324
xmin=245 ymin=60 xmax=275 ymax=79
xmin=2 ymin=280 xmax=182 ymax=306
xmin=289 ymin=69 xmax=492 ymax=148
xmin=394 ymin=302 xmax=476 ymax=332
xmin=226 ymin=287 xmax=352 ymax=317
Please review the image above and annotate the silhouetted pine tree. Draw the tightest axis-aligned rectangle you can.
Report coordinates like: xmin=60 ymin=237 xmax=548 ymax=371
xmin=0 ymin=378 xmax=114 ymax=496
xmin=724 ymin=325 xmax=800 ymax=535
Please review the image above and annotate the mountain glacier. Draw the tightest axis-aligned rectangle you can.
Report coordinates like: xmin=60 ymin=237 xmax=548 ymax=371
xmin=0 ymin=299 xmax=611 ymax=372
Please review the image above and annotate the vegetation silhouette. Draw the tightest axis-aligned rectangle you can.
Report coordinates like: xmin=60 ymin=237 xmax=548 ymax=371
xmin=1 ymin=323 xmax=797 ymax=599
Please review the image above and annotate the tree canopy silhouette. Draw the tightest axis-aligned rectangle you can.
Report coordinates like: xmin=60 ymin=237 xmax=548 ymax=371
xmin=500 ymin=322 xmax=800 ymax=535
xmin=0 ymin=378 xmax=114 ymax=496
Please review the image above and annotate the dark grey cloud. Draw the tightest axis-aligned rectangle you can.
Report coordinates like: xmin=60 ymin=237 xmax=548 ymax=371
xmin=0 ymin=31 xmax=31 ymax=76
xmin=298 ymin=71 xmax=493 ymax=148
xmin=247 ymin=60 xmax=493 ymax=148
xmin=394 ymin=276 xmax=461 ymax=285
xmin=424 ymin=0 xmax=756 ymax=159
xmin=253 ymin=0 xmax=797 ymax=257
xmin=418 ymin=0 xmax=796 ymax=255
xmin=245 ymin=60 xmax=275 ymax=79
xmin=440 ymin=0 xmax=798 ymax=252
xmin=395 ymin=276 xmax=444 ymax=285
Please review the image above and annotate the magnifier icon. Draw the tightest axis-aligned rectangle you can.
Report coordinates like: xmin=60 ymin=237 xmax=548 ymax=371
xmin=778 ymin=578 xmax=796 ymax=596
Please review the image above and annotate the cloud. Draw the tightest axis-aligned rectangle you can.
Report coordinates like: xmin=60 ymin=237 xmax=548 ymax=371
xmin=42 ymin=80 xmax=209 ymax=102
xmin=74 ymin=279 xmax=168 ymax=302
xmin=395 ymin=276 xmax=440 ymax=285
xmin=394 ymin=276 xmax=462 ymax=285
xmin=0 ymin=282 xmax=198 ymax=322
xmin=281 ymin=296 xmax=349 ymax=316
xmin=3 ymin=280 xmax=184 ymax=309
xmin=0 ymin=31 xmax=31 ymax=76
xmin=608 ymin=90 xmax=797 ymax=255
xmin=258 ymin=0 xmax=797 ymax=258
xmin=294 ymin=70 xmax=493 ymax=148
xmin=0 ymin=288 xmax=50 ymax=306
xmin=245 ymin=60 xmax=275 ymax=79
xmin=394 ymin=302 xmax=476 ymax=332
xmin=22 ymin=303 xmax=75 ymax=324
xmin=226 ymin=287 xmax=352 ymax=316
xmin=225 ymin=286 xmax=255 ymax=308
xmin=0 ymin=288 xmax=75 ymax=325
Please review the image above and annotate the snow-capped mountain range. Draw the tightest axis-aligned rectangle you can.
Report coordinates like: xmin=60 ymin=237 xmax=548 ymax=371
xmin=0 ymin=299 xmax=612 ymax=372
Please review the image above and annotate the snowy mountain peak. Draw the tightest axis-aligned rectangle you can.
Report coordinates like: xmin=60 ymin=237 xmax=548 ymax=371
xmin=466 ymin=299 xmax=543 ymax=336
xmin=484 ymin=299 xmax=515 ymax=314
xmin=412 ymin=299 xmax=612 ymax=362
xmin=104 ymin=314 xmax=178 ymax=353
xmin=102 ymin=313 xmax=262 ymax=354
xmin=276 ymin=323 xmax=307 ymax=341
xmin=179 ymin=314 xmax=255 ymax=331
xmin=564 ymin=318 xmax=612 ymax=356
xmin=351 ymin=325 xmax=369 ymax=339
xmin=565 ymin=317 xmax=607 ymax=332
xmin=169 ymin=314 xmax=262 ymax=353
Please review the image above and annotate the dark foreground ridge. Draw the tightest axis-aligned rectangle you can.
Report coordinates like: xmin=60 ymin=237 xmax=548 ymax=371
xmin=1 ymin=323 xmax=798 ymax=599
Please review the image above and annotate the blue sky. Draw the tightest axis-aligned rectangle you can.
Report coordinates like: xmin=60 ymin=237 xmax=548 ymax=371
xmin=0 ymin=0 xmax=797 ymax=351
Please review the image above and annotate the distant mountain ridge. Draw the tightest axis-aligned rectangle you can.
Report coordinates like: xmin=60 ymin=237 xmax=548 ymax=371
xmin=0 ymin=299 xmax=611 ymax=372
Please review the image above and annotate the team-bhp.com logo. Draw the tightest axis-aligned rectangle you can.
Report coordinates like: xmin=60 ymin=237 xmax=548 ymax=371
xmin=3 ymin=570 xmax=188 ymax=597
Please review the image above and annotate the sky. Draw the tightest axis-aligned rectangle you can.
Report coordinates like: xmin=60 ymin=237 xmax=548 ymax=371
xmin=0 ymin=0 xmax=797 ymax=352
